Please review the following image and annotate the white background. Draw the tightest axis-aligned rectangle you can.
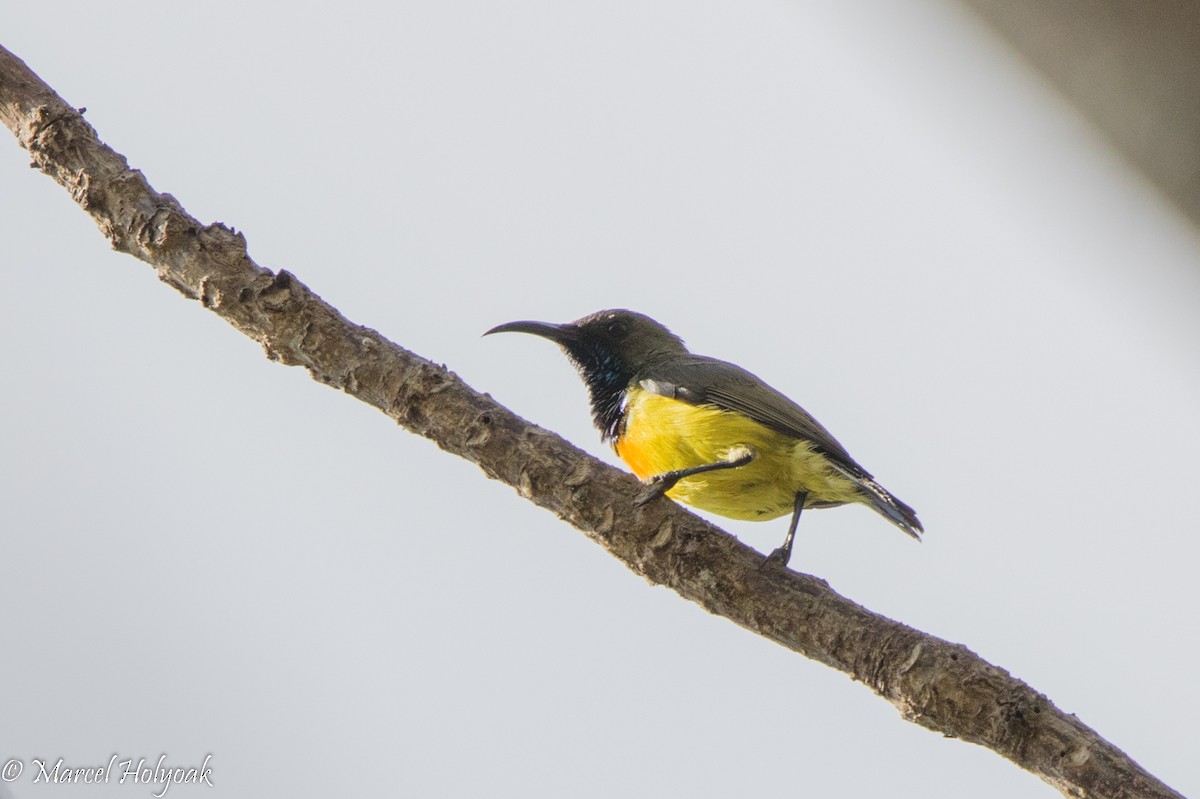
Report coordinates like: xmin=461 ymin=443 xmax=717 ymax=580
xmin=2 ymin=2 xmax=1198 ymax=797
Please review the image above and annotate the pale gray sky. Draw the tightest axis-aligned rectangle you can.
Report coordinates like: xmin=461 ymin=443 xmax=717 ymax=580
xmin=2 ymin=2 xmax=1198 ymax=797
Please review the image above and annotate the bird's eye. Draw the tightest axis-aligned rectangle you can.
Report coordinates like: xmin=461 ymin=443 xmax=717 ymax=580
xmin=607 ymin=320 xmax=627 ymax=337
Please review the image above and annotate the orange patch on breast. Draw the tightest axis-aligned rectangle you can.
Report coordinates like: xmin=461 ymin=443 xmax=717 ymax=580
xmin=614 ymin=437 xmax=655 ymax=480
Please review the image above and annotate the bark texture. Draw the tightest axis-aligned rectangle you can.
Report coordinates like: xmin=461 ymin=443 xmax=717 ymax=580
xmin=0 ymin=44 xmax=1183 ymax=799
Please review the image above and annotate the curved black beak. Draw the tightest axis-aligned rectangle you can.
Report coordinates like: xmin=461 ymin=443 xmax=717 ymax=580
xmin=483 ymin=320 xmax=579 ymax=344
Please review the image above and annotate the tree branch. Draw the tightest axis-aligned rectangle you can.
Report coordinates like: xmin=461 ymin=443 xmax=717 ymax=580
xmin=0 ymin=43 xmax=1181 ymax=799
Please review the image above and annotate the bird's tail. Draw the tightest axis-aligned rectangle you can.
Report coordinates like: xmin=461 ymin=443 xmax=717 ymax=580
xmin=855 ymin=476 xmax=923 ymax=540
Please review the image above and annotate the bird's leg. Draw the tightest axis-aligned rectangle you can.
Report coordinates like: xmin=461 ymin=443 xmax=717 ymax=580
xmin=632 ymin=448 xmax=754 ymax=508
xmin=762 ymin=491 xmax=809 ymax=569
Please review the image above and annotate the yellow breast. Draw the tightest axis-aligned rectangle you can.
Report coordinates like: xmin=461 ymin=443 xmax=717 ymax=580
xmin=614 ymin=388 xmax=862 ymax=521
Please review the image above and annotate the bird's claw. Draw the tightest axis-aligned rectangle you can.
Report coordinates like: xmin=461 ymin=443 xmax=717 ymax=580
xmin=633 ymin=477 xmax=669 ymax=509
xmin=759 ymin=546 xmax=792 ymax=571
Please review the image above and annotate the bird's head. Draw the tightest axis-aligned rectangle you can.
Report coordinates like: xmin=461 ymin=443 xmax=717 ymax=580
xmin=485 ymin=309 xmax=688 ymax=381
xmin=486 ymin=310 xmax=688 ymax=440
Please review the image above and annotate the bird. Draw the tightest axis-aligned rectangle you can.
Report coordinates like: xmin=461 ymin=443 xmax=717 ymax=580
xmin=484 ymin=309 xmax=922 ymax=567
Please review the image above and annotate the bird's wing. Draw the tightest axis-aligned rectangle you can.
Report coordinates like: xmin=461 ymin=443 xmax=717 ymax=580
xmin=639 ymin=356 xmax=870 ymax=477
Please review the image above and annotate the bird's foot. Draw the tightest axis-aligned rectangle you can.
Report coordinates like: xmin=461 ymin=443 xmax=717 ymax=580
xmin=632 ymin=478 xmax=670 ymax=509
xmin=759 ymin=546 xmax=793 ymax=571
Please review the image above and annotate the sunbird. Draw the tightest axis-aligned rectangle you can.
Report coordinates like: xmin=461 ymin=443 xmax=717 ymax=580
xmin=485 ymin=309 xmax=922 ymax=567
